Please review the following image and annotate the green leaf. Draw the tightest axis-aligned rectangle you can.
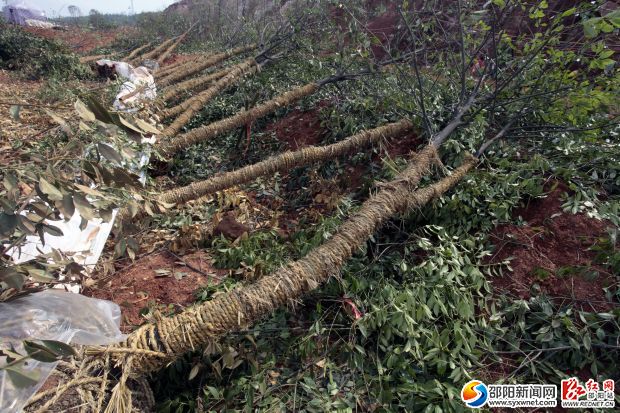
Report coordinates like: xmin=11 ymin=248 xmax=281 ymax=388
xmin=9 ymin=105 xmax=21 ymax=121
xmin=42 ymin=223 xmax=64 ymax=237
xmin=23 ymin=340 xmax=61 ymax=362
xmin=583 ymin=18 xmax=600 ymax=38
xmin=117 ymin=115 xmax=146 ymax=135
xmin=607 ymin=10 xmax=620 ymax=27
xmin=133 ymin=117 xmax=160 ymax=135
xmin=6 ymin=366 xmax=40 ymax=388
xmin=40 ymin=340 xmax=77 ymax=357
xmin=60 ymin=194 xmax=75 ymax=220
xmin=98 ymin=143 xmax=123 ymax=165
xmin=44 ymin=109 xmax=73 ymax=136
xmin=0 ymin=212 xmax=18 ymax=238
xmin=27 ymin=268 xmax=56 ymax=283
xmin=85 ymin=96 xmax=115 ymax=124
xmin=0 ymin=267 xmax=25 ymax=290
xmin=39 ymin=178 xmax=64 ymax=201
xmin=598 ymin=20 xmax=614 ymax=33
xmin=73 ymin=193 xmax=95 ymax=220
xmin=583 ymin=334 xmax=591 ymax=351
xmin=74 ymin=99 xmax=96 ymax=122
xmin=188 ymin=363 xmax=201 ymax=380
xmin=561 ymin=7 xmax=576 ymax=18
xmin=3 ymin=173 xmax=18 ymax=192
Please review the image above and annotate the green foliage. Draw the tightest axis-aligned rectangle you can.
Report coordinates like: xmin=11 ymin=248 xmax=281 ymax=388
xmin=0 ymin=339 xmax=77 ymax=388
xmin=0 ymin=23 xmax=91 ymax=80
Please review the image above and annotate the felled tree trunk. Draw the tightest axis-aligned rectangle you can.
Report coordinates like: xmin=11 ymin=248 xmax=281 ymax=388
xmin=157 ymin=31 xmax=190 ymax=65
xmin=25 ymin=151 xmax=477 ymax=412
xmin=124 ymin=42 xmax=153 ymax=63
xmin=160 ymin=66 xmax=233 ymax=102
xmin=158 ymin=44 xmax=256 ymax=87
xmin=107 ymin=148 xmax=477 ymax=378
xmin=160 ymin=81 xmax=320 ymax=155
xmin=137 ymin=37 xmax=178 ymax=63
xmin=158 ymin=119 xmax=414 ymax=204
xmin=79 ymin=54 xmax=108 ymax=64
xmin=156 ymin=57 xmax=193 ymax=78
xmin=159 ymin=58 xmax=259 ymax=138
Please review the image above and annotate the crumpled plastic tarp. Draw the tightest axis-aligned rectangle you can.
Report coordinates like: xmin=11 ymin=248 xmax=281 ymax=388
xmin=95 ymin=59 xmax=158 ymax=110
xmin=2 ymin=0 xmax=46 ymax=26
xmin=0 ymin=290 xmax=126 ymax=412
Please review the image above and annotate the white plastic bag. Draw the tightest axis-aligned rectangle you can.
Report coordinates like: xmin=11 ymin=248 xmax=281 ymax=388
xmin=0 ymin=290 xmax=126 ymax=412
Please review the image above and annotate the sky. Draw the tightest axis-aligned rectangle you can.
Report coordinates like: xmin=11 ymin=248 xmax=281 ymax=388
xmin=12 ymin=0 xmax=179 ymax=17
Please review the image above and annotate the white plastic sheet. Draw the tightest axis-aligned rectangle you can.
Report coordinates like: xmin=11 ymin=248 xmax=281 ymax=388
xmin=95 ymin=59 xmax=158 ymax=110
xmin=0 ymin=290 xmax=126 ymax=412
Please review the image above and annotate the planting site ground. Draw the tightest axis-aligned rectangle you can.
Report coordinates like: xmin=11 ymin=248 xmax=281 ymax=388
xmin=0 ymin=1 xmax=619 ymax=411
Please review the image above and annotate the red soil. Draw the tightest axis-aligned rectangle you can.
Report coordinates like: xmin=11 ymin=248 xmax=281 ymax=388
xmin=86 ymin=250 xmax=226 ymax=331
xmin=365 ymin=0 xmax=401 ymax=60
xmin=488 ymin=181 xmax=616 ymax=311
xmin=23 ymin=27 xmax=127 ymax=54
xmin=214 ymin=212 xmax=251 ymax=239
xmin=265 ymin=106 xmax=328 ymax=150
xmin=381 ymin=131 xmax=421 ymax=159
xmin=160 ymin=53 xmax=197 ymax=67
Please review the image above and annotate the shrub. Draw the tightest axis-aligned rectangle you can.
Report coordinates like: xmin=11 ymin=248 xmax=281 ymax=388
xmin=0 ymin=22 xmax=91 ymax=80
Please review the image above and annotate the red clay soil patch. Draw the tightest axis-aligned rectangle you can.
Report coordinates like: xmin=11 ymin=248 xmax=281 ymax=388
xmin=265 ymin=107 xmax=328 ymax=150
xmin=85 ymin=250 xmax=226 ymax=331
xmin=23 ymin=27 xmax=127 ymax=54
xmin=488 ymin=181 xmax=617 ymax=311
xmin=161 ymin=53 xmax=197 ymax=67
xmin=381 ymin=131 xmax=421 ymax=159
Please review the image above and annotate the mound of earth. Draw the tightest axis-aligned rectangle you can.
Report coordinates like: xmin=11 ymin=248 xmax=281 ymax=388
xmin=85 ymin=250 xmax=226 ymax=331
xmin=265 ymin=106 xmax=327 ymax=150
xmin=488 ymin=181 xmax=616 ymax=311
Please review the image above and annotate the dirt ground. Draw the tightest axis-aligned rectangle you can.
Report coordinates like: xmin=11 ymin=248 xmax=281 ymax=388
xmin=0 ymin=70 xmax=75 ymax=166
xmin=488 ymin=181 xmax=616 ymax=311
xmin=264 ymin=105 xmax=328 ymax=150
xmin=23 ymin=26 xmax=132 ymax=54
xmin=86 ymin=250 xmax=227 ymax=331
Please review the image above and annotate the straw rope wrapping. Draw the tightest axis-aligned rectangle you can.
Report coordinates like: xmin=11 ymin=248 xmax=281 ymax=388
xmin=157 ymin=31 xmax=190 ymax=66
xmin=137 ymin=37 xmax=178 ymax=63
xmin=159 ymin=58 xmax=259 ymax=138
xmin=160 ymin=57 xmax=258 ymax=120
xmin=155 ymin=52 xmax=213 ymax=79
xmin=156 ymin=58 xmax=193 ymax=79
xmin=160 ymin=81 xmax=321 ymax=156
xmin=159 ymin=119 xmax=414 ymax=204
xmin=124 ymin=42 xmax=153 ymax=63
xmin=109 ymin=148 xmax=476 ymax=377
xmin=158 ymin=44 xmax=257 ymax=87
xmin=80 ymin=54 xmax=109 ymax=64
xmin=25 ymin=151 xmax=477 ymax=412
xmin=160 ymin=66 xmax=233 ymax=102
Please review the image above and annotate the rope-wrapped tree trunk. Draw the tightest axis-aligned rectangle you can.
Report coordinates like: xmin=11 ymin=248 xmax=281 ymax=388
xmin=159 ymin=58 xmax=259 ymax=138
xmin=137 ymin=37 xmax=178 ymax=63
xmin=124 ymin=42 xmax=153 ymax=63
xmin=24 ymin=150 xmax=477 ymax=412
xmin=79 ymin=54 xmax=108 ymax=64
xmin=160 ymin=66 xmax=233 ymax=102
xmin=158 ymin=44 xmax=256 ymax=87
xmin=155 ymin=53 xmax=210 ymax=79
xmin=105 ymin=150 xmax=476 ymax=406
xmin=156 ymin=58 xmax=192 ymax=78
xmin=157 ymin=29 xmax=191 ymax=65
xmin=159 ymin=119 xmax=414 ymax=204
xmin=159 ymin=81 xmax=321 ymax=155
